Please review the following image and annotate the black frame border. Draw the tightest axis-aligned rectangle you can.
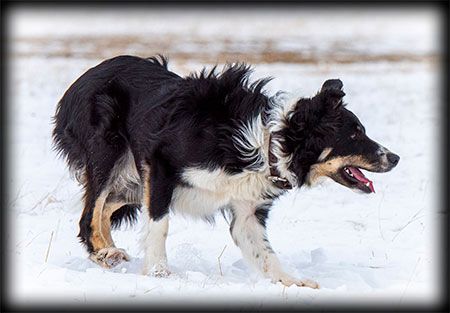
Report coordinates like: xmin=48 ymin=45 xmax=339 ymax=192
xmin=1 ymin=1 xmax=448 ymax=312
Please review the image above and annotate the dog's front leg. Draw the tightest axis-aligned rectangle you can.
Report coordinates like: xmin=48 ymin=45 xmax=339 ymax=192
xmin=230 ymin=200 xmax=319 ymax=289
xmin=141 ymin=214 xmax=170 ymax=277
xmin=140 ymin=162 xmax=173 ymax=277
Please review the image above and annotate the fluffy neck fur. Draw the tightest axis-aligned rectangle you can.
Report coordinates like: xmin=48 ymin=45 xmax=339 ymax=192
xmin=232 ymin=92 xmax=299 ymax=188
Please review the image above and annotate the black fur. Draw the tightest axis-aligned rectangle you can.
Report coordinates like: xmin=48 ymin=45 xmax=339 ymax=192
xmin=110 ymin=205 xmax=141 ymax=230
xmin=254 ymin=203 xmax=271 ymax=228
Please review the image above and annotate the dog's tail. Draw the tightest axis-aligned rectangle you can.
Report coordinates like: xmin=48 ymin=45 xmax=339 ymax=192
xmin=52 ymin=76 xmax=131 ymax=177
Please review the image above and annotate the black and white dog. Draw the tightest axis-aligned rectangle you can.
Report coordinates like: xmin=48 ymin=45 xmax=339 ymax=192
xmin=53 ymin=55 xmax=399 ymax=288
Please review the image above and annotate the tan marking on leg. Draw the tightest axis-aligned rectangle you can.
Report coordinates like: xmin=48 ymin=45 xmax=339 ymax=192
xmin=90 ymin=191 xmax=110 ymax=251
xmin=99 ymin=200 xmax=127 ymax=248
xmin=89 ymin=197 xmax=132 ymax=268
xmin=142 ymin=163 xmax=151 ymax=209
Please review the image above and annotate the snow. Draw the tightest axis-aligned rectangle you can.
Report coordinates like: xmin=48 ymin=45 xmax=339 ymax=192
xmin=6 ymin=7 xmax=442 ymax=309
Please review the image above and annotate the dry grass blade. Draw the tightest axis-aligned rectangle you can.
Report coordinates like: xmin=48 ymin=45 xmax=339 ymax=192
xmin=399 ymin=257 xmax=421 ymax=304
xmin=217 ymin=245 xmax=227 ymax=276
xmin=44 ymin=231 xmax=54 ymax=263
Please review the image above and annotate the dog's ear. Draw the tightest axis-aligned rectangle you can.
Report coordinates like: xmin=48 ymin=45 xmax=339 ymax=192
xmin=289 ymin=79 xmax=345 ymax=132
xmin=320 ymin=79 xmax=345 ymax=109
xmin=321 ymin=79 xmax=343 ymax=92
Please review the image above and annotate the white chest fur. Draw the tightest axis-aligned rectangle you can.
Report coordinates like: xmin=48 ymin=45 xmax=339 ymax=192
xmin=170 ymin=167 xmax=278 ymax=218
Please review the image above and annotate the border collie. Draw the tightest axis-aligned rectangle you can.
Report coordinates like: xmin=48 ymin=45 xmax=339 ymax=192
xmin=53 ymin=55 xmax=399 ymax=288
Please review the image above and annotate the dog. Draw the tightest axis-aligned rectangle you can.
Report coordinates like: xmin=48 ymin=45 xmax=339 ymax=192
xmin=52 ymin=55 xmax=399 ymax=288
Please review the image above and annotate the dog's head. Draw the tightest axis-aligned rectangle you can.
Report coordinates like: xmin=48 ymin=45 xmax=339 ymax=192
xmin=282 ymin=79 xmax=399 ymax=193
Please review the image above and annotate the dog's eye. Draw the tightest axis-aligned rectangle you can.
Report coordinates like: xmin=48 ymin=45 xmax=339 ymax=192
xmin=353 ymin=125 xmax=365 ymax=137
xmin=357 ymin=125 xmax=366 ymax=134
xmin=351 ymin=125 xmax=363 ymax=139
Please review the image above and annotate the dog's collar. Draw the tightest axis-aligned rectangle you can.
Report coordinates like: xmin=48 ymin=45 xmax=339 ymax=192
xmin=267 ymin=134 xmax=293 ymax=190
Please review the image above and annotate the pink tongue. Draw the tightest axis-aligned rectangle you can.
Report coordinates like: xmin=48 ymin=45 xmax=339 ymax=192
xmin=348 ymin=167 xmax=375 ymax=193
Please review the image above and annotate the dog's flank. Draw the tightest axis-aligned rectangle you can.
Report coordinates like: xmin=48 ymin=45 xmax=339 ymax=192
xmin=53 ymin=54 xmax=399 ymax=288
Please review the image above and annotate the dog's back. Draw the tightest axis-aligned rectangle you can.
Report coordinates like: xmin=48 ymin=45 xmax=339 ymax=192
xmin=52 ymin=55 xmax=181 ymax=174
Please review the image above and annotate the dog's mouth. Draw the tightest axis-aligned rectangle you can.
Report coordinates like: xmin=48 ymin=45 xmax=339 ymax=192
xmin=340 ymin=166 xmax=375 ymax=193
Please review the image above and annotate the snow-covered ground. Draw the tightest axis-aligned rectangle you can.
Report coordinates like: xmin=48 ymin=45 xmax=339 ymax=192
xmin=6 ymin=7 xmax=443 ymax=309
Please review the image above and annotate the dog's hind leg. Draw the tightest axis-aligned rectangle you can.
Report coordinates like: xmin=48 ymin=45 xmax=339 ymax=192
xmin=78 ymin=142 xmax=133 ymax=268
xmin=229 ymin=200 xmax=319 ymax=289
xmin=85 ymin=152 xmax=144 ymax=268
xmin=80 ymin=179 xmax=131 ymax=268
xmin=88 ymin=199 xmax=131 ymax=268
xmin=79 ymin=171 xmax=109 ymax=253
xmin=140 ymin=162 xmax=172 ymax=277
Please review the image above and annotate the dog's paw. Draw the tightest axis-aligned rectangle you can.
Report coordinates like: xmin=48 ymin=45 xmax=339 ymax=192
xmin=89 ymin=247 xmax=130 ymax=269
xmin=274 ymin=275 xmax=320 ymax=289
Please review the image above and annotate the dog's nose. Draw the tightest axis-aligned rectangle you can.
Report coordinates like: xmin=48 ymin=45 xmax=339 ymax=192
xmin=387 ymin=153 xmax=400 ymax=166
